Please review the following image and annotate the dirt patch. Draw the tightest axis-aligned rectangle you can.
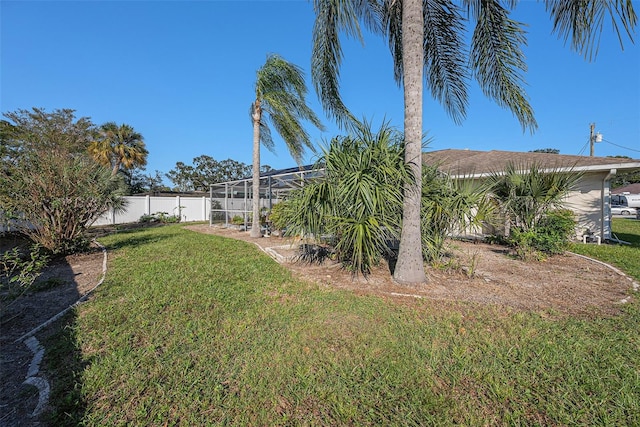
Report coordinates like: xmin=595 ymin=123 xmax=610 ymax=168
xmin=184 ymin=224 xmax=638 ymax=318
xmin=1 ymin=245 xmax=105 ymax=427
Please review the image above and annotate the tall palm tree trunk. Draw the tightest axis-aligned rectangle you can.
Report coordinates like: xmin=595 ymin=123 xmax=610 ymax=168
xmin=250 ymin=102 xmax=262 ymax=238
xmin=393 ymin=0 xmax=427 ymax=285
xmin=111 ymin=161 xmax=120 ymax=177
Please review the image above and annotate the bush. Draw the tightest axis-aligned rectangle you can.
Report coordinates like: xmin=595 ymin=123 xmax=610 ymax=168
xmin=421 ymin=165 xmax=491 ymax=263
xmin=139 ymin=212 xmax=181 ymax=224
xmin=508 ymin=209 xmax=575 ymax=260
xmin=282 ymin=122 xmax=409 ymax=275
xmin=0 ymin=243 xmax=49 ymax=295
xmin=268 ymin=201 xmax=294 ymax=232
xmin=1 ymin=108 xmax=126 ymax=255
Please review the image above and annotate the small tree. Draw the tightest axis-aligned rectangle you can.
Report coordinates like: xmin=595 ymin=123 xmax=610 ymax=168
xmin=166 ymin=156 xmax=252 ymax=192
xmin=1 ymin=108 xmax=126 ymax=254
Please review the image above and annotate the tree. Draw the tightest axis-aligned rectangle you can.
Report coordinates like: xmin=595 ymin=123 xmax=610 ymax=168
xmin=606 ymin=155 xmax=640 ymax=188
xmin=420 ymin=165 xmax=491 ymax=263
xmin=1 ymin=108 xmax=125 ymax=254
xmin=89 ymin=122 xmax=148 ymax=176
xmin=311 ymin=0 xmax=636 ymax=284
xmin=123 ymin=168 xmax=170 ymax=195
xmin=166 ymin=161 xmax=197 ymax=192
xmin=488 ymin=162 xmax=580 ymax=233
xmin=530 ymin=148 xmax=560 ymax=154
xmin=166 ymin=156 xmax=251 ymax=191
xmin=250 ymin=54 xmax=325 ymax=238
xmin=1 ymin=119 xmax=20 ymax=169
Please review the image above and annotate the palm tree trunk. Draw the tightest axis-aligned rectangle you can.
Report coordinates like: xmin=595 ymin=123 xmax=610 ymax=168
xmin=393 ymin=0 xmax=427 ymax=285
xmin=250 ymin=102 xmax=262 ymax=238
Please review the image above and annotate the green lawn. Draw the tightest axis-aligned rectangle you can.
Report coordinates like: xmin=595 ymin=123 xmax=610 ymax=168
xmin=45 ymin=223 xmax=640 ymax=426
xmin=571 ymin=218 xmax=640 ymax=281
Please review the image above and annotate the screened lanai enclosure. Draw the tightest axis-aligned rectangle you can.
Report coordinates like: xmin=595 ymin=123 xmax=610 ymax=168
xmin=209 ymin=165 xmax=323 ymax=230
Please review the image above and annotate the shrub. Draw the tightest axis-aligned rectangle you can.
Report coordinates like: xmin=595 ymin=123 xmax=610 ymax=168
xmin=139 ymin=212 xmax=181 ymax=224
xmin=267 ymin=201 xmax=292 ymax=232
xmin=0 ymin=243 xmax=49 ymax=295
xmin=508 ymin=209 xmax=576 ymax=260
xmin=282 ymin=122 xmax=410 ymax=275
xmin=421 ymin=165 xmax=492 ymax=263
xmin=1 ymin=108 xmax=126 ymax=255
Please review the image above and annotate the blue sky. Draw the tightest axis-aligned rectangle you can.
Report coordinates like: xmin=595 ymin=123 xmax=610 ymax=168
xmin=2 ymin=0 xmax=639 ymax=185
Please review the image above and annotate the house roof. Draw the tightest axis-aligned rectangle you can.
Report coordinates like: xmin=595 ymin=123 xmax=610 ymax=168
xmin=612 ymin=183 xmax=640 ymax=194
xmin=422 ymin=149 xmax=640 ymax=178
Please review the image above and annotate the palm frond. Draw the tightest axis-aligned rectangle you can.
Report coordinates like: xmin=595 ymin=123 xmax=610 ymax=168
xmin=423 ymin=0 xmax=470 ymax=124
xmin=311 ymin=0 xmax=372 ymax=129
xmin=255 ymin=54 xmax=324 ymax=163
xmin=544 ymin=0 xmax=637 ymax=61
xmin=469 ymin=0 xmax=537 ymax=133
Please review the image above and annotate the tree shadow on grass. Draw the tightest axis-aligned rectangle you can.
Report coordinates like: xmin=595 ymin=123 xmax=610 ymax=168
xmin=0 ymin=257 xmax=86 ymax=426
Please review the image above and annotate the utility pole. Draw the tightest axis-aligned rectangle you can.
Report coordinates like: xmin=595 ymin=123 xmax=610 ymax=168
xmin=589 ymin=123 xmax=602 ymax=156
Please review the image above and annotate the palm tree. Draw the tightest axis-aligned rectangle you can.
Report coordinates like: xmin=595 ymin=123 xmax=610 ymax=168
xmin=89 ymin=122 xmax=148 ymax=176
xmin=488 ymin=162 xmax=581 ymax=234
xmin=250 ymin=54 xmax=324 ymax=238
xmin=311 ymin=0 xmax=636 ymax=285
xmin=284 ymin=121 xmax=410 ymax=275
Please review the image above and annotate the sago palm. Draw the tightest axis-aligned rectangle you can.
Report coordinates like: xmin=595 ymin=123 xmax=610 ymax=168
xmin=89 ymin=122 xmax=148 ymax=176
xmin=250 ymin=54 xmax=324 ymax=238
xmin=311 ymin=0 xmax=636 ymax=284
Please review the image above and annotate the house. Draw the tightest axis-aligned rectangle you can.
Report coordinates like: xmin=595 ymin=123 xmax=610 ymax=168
xmin=612 ymin=183 xmax=640 ymax=195
xmin=422 ymin=149 xmax=640 ymax=241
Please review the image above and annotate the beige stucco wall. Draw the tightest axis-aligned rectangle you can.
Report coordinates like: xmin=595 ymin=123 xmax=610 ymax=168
xmin=563 ymin=171 xmax=611 ymax=240
xmin=458 ymin=171 xmax=612 ymax=241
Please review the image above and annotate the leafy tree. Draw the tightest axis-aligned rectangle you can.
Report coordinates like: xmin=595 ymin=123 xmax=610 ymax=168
xmin=166 ymin=156 xmax=251 ymax=191
xmin=311 ymin=0 xmax=636 ymax=284
xmin=606 ymin=156 xmax=640 ymax=188
xmin=1 ymin=108 xmax=125 ymax=254
xmin=530 ymin=148 xmax=560 ymax=154
xmin=2 ymin=108 xmax=94 ymax=158
xmin=1 ymin=119 xmax=20 ymax=169
xmin=218 ymin=158 xmax=253 ymax=182
xmin=89 ymin=122 xmax=148 ymax=176
xmin=281 ymin=122 xmax=410 ymax=275
xmin=123 ymin=168 xmax=170 ymax=195
xmin=250 ymin=54 xmax=325 ymax=238
xmin=612 ymin=169 xmax=640 ymax=188
xmin=166 ymin=161 xmax=196 ymax=192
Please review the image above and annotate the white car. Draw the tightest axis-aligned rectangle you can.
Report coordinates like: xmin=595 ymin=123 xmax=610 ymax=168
xmin=611 ymin=204 xmax=638 ymax=216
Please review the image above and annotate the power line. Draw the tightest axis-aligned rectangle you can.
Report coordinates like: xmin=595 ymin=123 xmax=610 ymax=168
xmin=602 ymin=139 xmax=640 ymax=154
xmin=576 ymin=138 xmax=590 ymax=156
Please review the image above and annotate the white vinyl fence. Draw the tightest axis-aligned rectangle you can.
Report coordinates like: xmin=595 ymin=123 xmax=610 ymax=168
xmin=1 ymin=195 xmax=275 ymax=232
xmin=93 ymin=196 xmax=211 ymax=226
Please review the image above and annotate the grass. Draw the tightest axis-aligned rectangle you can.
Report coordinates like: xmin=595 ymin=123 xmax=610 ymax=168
xmin=44 ymin=223 xmax=640 ymax=426
xmin=571 ymin=218 xmax=640 ymax=281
